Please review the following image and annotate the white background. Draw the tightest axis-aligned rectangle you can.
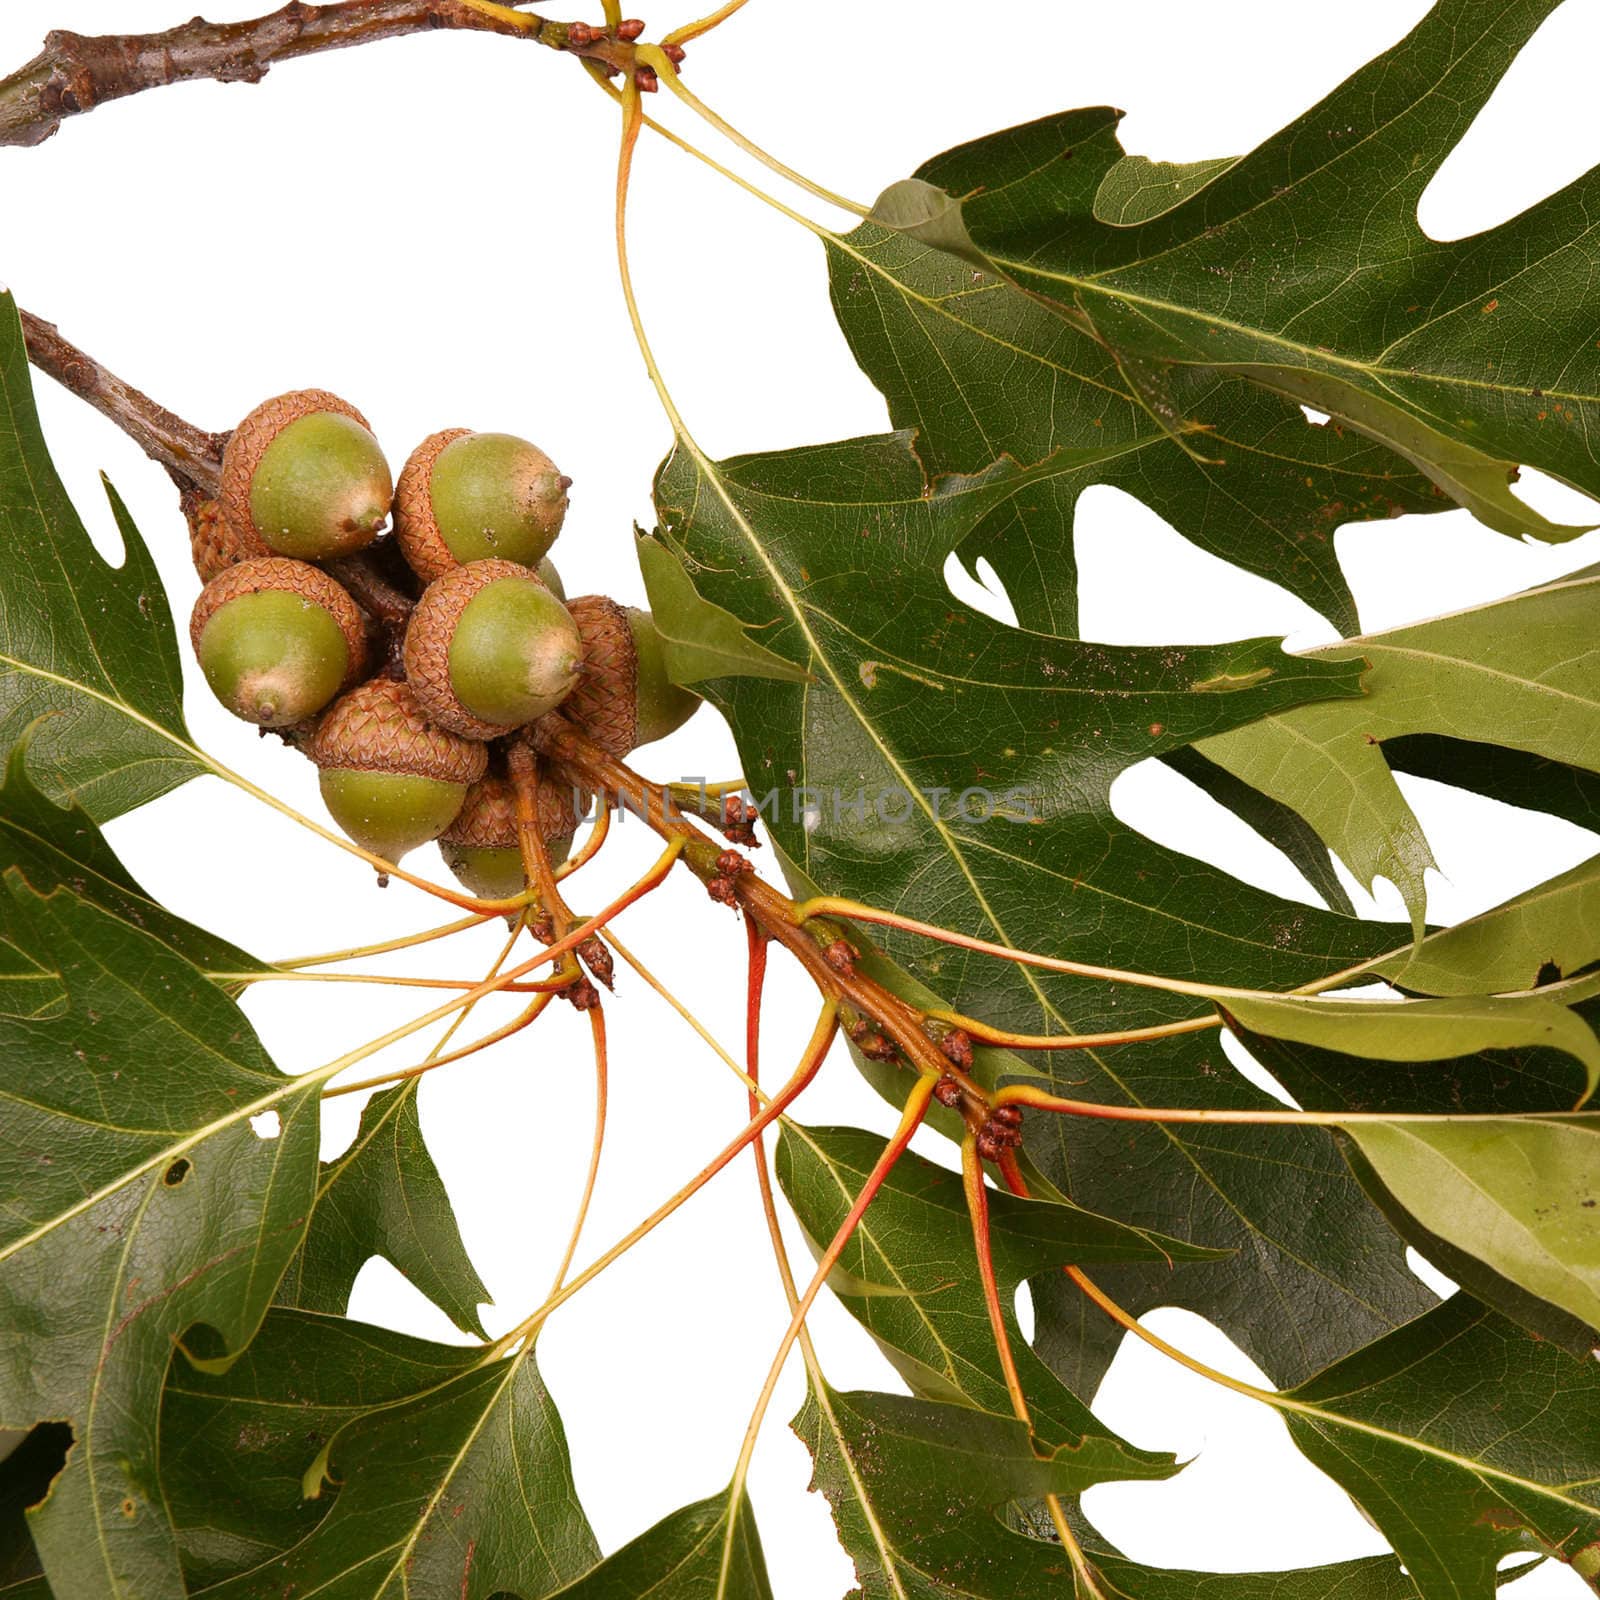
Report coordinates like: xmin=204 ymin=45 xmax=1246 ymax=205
xmin=4 ymin=1 xmax=1600 ymax=1591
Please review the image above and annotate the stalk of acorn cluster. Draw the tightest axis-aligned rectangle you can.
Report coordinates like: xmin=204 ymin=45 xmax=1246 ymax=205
xmin=19 ymin=309 xmax=227 ymax=493
xmin=535 ymin=716 xmax=1002 ymax=1126
xmin=20 ymin=310 xmax=415 ymax=650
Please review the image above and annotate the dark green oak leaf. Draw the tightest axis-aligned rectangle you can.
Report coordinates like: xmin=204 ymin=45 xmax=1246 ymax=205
xmin=162 ymin=1309 xmax=487 ymax=1587
xmin=1384 ymin=736 xmax=1600 ymax=841
xmin=198 ymin=1330 xmax=596 ymax=1600
xmin=892 ymin=1 xmax=1600 ymax=542
xmin=0 ymin=734 xmax=262 ymax=1017
xmin=828 ymin=109 xmax=1444 ymax=642
xmin=797 ymin=1382 xmax=1422 ymax=1600
xmin=277 ymin=1082 xmax=491 ymax=1339
xmin=546 ymin=1492 xmax=770 ymax=1600
xmin=776 ymin=1122 xmax=1211 ymax=1474
xmin=0 ymin=875 xmax=319 ymax=1598
xmin=0 ymin=295 xmax=202 ymax=821
xmin=161 ymin=1308 xmax=594 ymax=1596
xmin=651 ymin=430 xmax=1432 ymax=1387
xmin=1280 ymin=1297 xmax=1600 ymax=1597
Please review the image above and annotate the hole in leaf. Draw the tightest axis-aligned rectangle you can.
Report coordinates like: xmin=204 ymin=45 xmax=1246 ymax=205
xmin=250 ymin=1111 xmax=282 ymax=1141
xmin=1219 ymin=1031 xmax=1299 ymax=1110
xmin=1108 ymin=757 xmax=1329 ymax=911
xmin=942 ymin=550 xmax=1018 ymax=626
xmin=1014 ymin=1279 xmax=1035 ymax=1344
xmin=163 ymin=1158 xmax=192 ymax=1187
xmin=1074 ymin=485 xmax=1338 ymax=650
xmin=1405 ymin=1247 xmax=1458 ymax=1301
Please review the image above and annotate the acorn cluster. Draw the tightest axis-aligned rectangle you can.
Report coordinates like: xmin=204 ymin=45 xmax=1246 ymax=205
xmin=188 ymin=390 xmax=699 ymax=893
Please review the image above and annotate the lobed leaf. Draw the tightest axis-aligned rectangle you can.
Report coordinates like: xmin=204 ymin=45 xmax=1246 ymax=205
xmin=798 ymin=1380 xmax=1425 ymax=1600
xmin=0 ymin=295 xmax=202 ymax=821
xmin=828 ymin=121 xmax=1445 ymax=642
xmin=199 ymin=1335 xmax=597 ymax=1600
xmin=277 ymin=1082 xmax=492 ymax=1340
xmin=1197 ymin=571 xmax=1600 ymax=932
xmin=161 ymin=1309 xmax=488 ymax=1588
xmin=894 ymin=1 xmax=1600 ymax=543
xmin=651 ymin=427 xmax=1434 ymax=1390
xmin=1282 ymin=1297 xmax=1600 ymax=1596
xmin=0 ymin=876 xmax=318 ymax=1596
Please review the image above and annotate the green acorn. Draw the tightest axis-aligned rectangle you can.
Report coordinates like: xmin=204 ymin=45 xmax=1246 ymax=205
xmin=220 ymin=390 xmax=393 ymax=561
xmin=309 ymin=678 xmax=486 ymax=863
xmin=395 ymin=429 xmax=570 ymax=582
xmin=438 ymin=774 xmax=577 ymax=900
xmin=554 ymin=596 xmax=699 ymax=755
xmin=403 ymin=559 xmax=583 ymax=739
xmin=537 ymin=556 xmax=565 ymax=600
xmin=190 ymin=557 xmax=367 ymax=728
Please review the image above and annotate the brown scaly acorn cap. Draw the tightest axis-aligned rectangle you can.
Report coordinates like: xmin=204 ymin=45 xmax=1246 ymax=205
xmin=440 ymin=773 xmax=580 ymax=850
xmin=547 ymin=595 xmax=638 ymax=757
xmin=403 ymin=558 xmax=570 ymax=741
xmin=189 ymin=557 xmax=369 ymax=685
xmin=309 ymin=677 xmax=487 ymax=784
xmin=394 ymin=427 xmax=472 ymax=583
xmin=188 ymin=495 xmax=269 ymax=581
xmin=219 ymin=389 xmax=377 ymax=549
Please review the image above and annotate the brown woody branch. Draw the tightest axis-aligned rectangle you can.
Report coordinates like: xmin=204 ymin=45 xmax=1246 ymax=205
xmin=537 ymin=719 xmax=994 ymax=1122
xmin=20 ymin=308 xmax=226 ymax=494
xmin=0 ymin=1 xmax=639 ymax=149
xmin=20 ymin=307 xmax=416 ymax=650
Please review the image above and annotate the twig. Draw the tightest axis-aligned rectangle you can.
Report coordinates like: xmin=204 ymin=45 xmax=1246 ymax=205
xmin=537 ymin=717 xmax=982 ymax=1099
xmin=19 ymin=309 xmax=226 ymax=493
xmin=0 ymin=1 xmax=636 ymax=150
xmin=20 ymin=306 xmax=421 ymax=671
